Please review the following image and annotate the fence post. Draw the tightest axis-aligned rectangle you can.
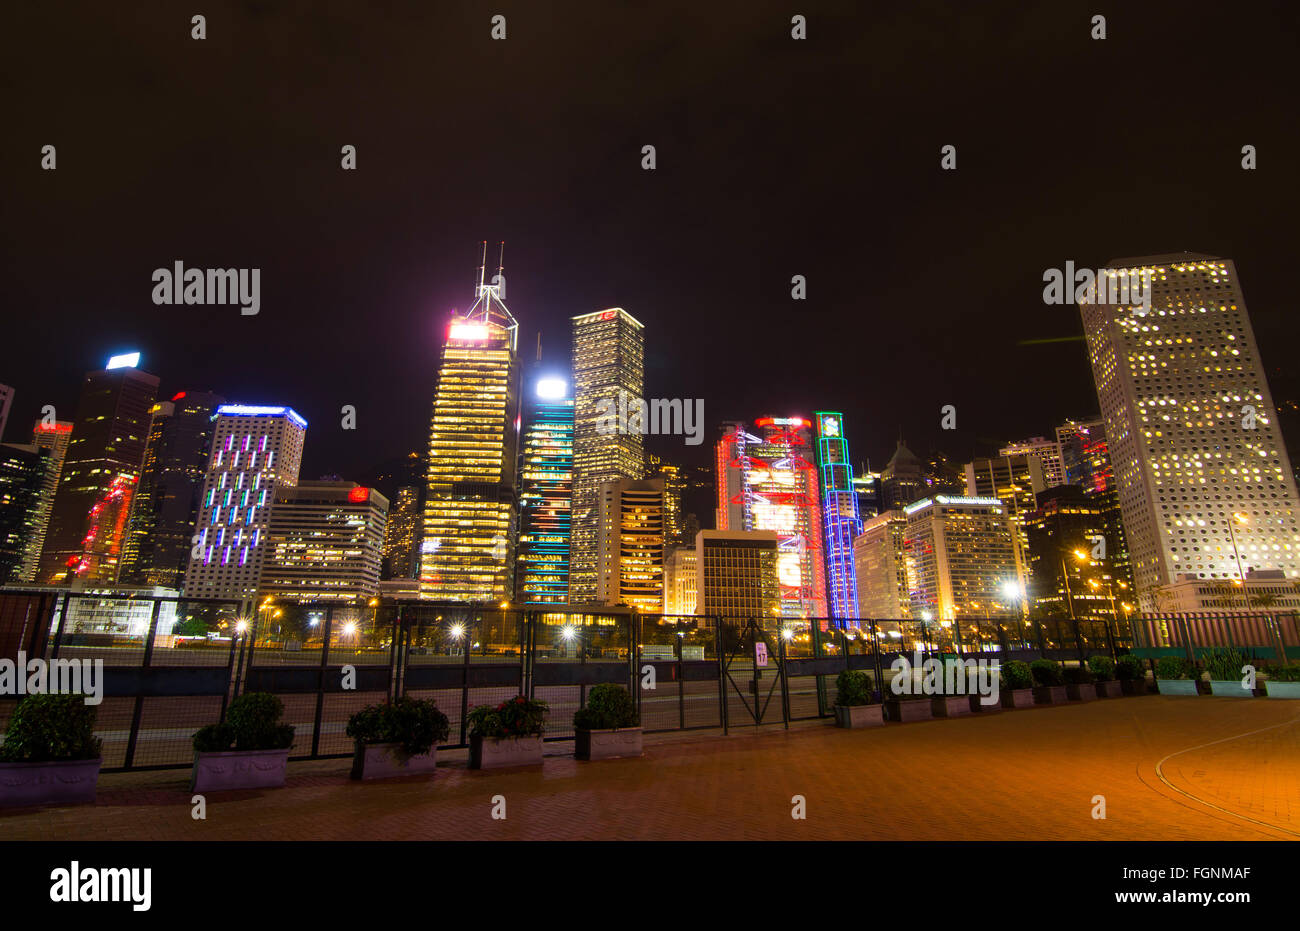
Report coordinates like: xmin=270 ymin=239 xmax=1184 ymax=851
xmin=389 ymin=606 xmax=403 ymax=702
xmin=310 ymin=606 xmax=333 ymax=759
xmin=870 ymin=620 xmax=884 ymax=700
xmin=716 ymin=619 xmax=728 ymax=735
xmin=48 ymin=591 xmax=71 ymax=660
xmin=778 ymin=625 xmax=790 ymax=728
xmin=122 ymin=598 xmax=165 ymax=770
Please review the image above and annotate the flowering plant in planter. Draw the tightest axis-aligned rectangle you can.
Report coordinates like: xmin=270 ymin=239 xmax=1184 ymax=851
xmin=347 ymin=696 xmax=450 ymax=758
xmin=467 ymin=695 xmax=548 ymax=739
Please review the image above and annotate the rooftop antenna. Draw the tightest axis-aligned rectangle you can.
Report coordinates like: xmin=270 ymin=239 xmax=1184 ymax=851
xmin=497 ymin=241 xmax=505 ymax=282
xmin=535 ymin=331 xmax=542 ymax=363
xmin=477 ymin=240 xmax=487 ymax=292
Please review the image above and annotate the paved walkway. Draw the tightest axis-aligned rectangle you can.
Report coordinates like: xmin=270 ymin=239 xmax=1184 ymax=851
xmin=4 ymin=696 xmax=1297 ymax=840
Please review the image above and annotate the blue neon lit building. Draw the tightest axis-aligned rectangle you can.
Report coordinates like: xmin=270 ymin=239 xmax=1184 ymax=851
xmin=515 ymin=378 xmax=574 ymax=604
xmin=814 ymin=411 xmax=861 ymax=619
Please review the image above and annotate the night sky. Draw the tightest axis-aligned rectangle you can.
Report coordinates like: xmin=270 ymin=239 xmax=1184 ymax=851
xmin=4 ymin=0 xmax=1298 ymax=483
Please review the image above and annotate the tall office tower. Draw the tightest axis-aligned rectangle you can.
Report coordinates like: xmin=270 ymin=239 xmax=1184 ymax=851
xmin=0 ymin=384 xmax=13 ymax=440
xmin=118 ymin=391 xmax=224 ymax=588
xmin=515 ymin=376 xmax=574 ymax=604
xmin=184 ymin=405 xmax=306 ymax=609
xmin=965 ymin=453 xmax=1044 ymax=590
xmin=381 ymin=486 xmax=421 ymax=579
xmin=717 ymin=418 xmax=827 ymax=618
xmin=695 ymin=529 xmax=780 ymax=623
xmin=663 ymin=544 xmax=698 ymax=615
xmin=1080 ymin=254 xmax=1300 ymax=610
xmin=595 ymin=477 xmax=665 ymax=612
xmin=0 ymin=444 xmax=49 ymax=584
xmin=903 ymin=495 xmax=1022 ymax=621
xmin=259 ymin=482 xmax=388 ymax=603
xmin=1000 ymin=436 xmax=1066 ymax=488
xmin=422 ymin=255 xmax=521 ymax=604
xmin=570 ymin=307 xmax=645 ymax=604
xmin=880 ymin=440 xmax=927 ymax=510
xmin=646 ymin=453 xmax=689 ymax=546
xmin=853 ymin=468 xmax=882 ymax=521
xmin=814 ymin=412 xmax=861 ymax=618
xmin=17 ymin=420 xmax=72 ymax=582
xmin=1056 ymin=417 xmax=1112 ymax=493
xmin=853 ymin=510 xmax=911 ymax=619
xmin=39 ymin=354 xmax=159 ymax=583
xmin=1024 ymin=485 xmax=1134 ymax=622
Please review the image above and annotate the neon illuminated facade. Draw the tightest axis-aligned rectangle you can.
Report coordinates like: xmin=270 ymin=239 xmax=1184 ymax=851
xmin=421 ymin=251 xmax=520 ymax=603
xmin=184 ymin=405 xmax=306 ymax=609
xmin=717 ymin=417 xmax=827 ymax=618
xmin=516 ymin=378 xmax=574 ymax=604
xmin=814 ymin=412 xmax=861 ymax=619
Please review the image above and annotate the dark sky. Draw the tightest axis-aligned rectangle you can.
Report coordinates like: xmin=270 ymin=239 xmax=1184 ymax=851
xmin=4 ymin=0 xmax=1298 ymax=481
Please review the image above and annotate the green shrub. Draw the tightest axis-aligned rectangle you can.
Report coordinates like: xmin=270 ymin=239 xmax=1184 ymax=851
xmin=468 ymin=695 xmax=548 ymax=739
xmin=833 ymin=669 xmax=873 ymax=706
xmin=1155 ymin=655 xmax=1191 ymax=680
xmin=1202 ymin=647 xmax=1250 ymax=682
xmin=1086 ymin=655 xmax=1116 ymax=682
xmin=573 ymin=683 xmax=639 ymax=730
xmin=1265 ymin=663 xmax=1300 ymax=682
xmin=347 ymin=697 xmax=450 ymax=757
xmin=0 ymin=694 xmax=102 ymax=763
xmin=1000 ymin=660 xmax=1033 ymax=691
xmin=193 ymin=692 xmax=294 ymax=753
xmin=1115 ymin=654 xmax=1145 ymax=681
xmin=1064 ymin=664 xmax=1094 ymax=685
xmin=1030 ymin=659 xmax=1064 ymax=687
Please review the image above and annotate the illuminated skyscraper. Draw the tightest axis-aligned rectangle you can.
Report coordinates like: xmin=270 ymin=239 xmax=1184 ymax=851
xmin=717 ymin=417 xmax=827 ymax=618
xmin=569 ymin=307 xmax=645 ymax=604
xmin=814 ymin=412 xmax=861 ymax=618
xmin=965 ymin=453 xmax=1043 ymax=592
xmin=17 ymin=419 xmax=72 ymax=582
xmin=1000 ymin=436 xmax=1065 ymax=488
xmin=0 ymin=443 xmax=48 ymax=584
xmin=880 ymin=440 xmax=926 ymax=510
xmin=1079 ymin=253 xmax=1300 ymax=610
xmin=381 ymin=486 xmax=421 ymax=579
xmin=903 ymin=495 xmax=1021 ymax=621
xmin=260 ymin=482 xmax=388 ymax=603
xmin=119 ymin=390 xmax=224 ymax=588
xmin=696 ymin=530 xmax=780 ymax=623
xmin=421 ymin=249 xmax=520 ymax=603
xmin=39 ymin=355 xmax=159 ymax=583
xmin=515 ymin=376 xmax=574 ymax=604
xmin=183 ymin=405 xmax=306 ymax=608
xmin=853 ymin=510 xmax=911 ymax=619
xmin=595 ymin=477 xmax=665 ymax=611
xmin=1056 ymin=417 xmax=1111 ymax=493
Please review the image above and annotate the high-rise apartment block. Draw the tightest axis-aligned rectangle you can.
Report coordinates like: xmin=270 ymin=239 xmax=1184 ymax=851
xmin=903 ymin=495 xmax=1021 ymax=620
xmin=1079 ymin=253 xmax=1300 ymax=610
xmin=569 ymin=308 xmax=645 ymax=604
xmin=1000 ymin=436 xmax=1065 ymax=488
xmin=381 ymin=485 xmax=421 ymax=580
xmin=595 ymin=477 xmax=664 ymax=612
xmin=184 ymin=405 xmax=306 ymax=608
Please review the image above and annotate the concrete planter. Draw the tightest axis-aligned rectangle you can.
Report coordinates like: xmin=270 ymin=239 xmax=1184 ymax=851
xmin=883 ymin=699 xmax=933 ymax=722
xmin=1264 ymin=680 xmax=1300 ymax=699
xmin=970 ymin=693 xmax=1002 ymax=712
xmin=0 ymin=758 xmax=101 ymax=808
xmin=1066 ymin=683 xmax=1097 ymax=702
xmin=1155 ymin=679 xmax=1199 ymax=696
xmin=1208 ymin=680 xmax=1254 ymax=698
xmin=1033 ymin=685 xmax=1069 ymax=704
xmin=351 ymin=742 xmax=437 ymax=780
xmin=469 ymin=734 xmax=543 ymax=769
xmin=930 ymin=695 xmax=973 ymax=717
xmin=833 ymin=704 xmax=884 ymax=729
xmin=191 ymin=748 xmax=289 ymax=792
xmin=1094 ymin=680 xmax=1123 ymax=699
xmin=1120 ymin=678 xmax=1148 ymax=696
xmin=575 ymin=727 xmax=643 ymax=760
xmin=1000 ymin=688 xmax=1035 ymax=709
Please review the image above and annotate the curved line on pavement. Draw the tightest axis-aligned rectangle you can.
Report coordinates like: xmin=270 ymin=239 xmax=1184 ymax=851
xmin=1153 ymin=713 xmax=1300 ymax=839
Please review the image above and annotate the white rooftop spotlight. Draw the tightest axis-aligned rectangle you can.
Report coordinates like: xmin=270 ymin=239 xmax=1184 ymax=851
xmin=536 ymin=377 xmax=567 ymax=400
xmin=106 ymin=352 xmax=141 ymax=370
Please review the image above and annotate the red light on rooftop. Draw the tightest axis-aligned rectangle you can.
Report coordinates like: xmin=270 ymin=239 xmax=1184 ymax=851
xmin=38 ymin=422 xmax=73 ymax=433
xmin=172 ymin=391 xmax=187 ymax=401
xmin=348 ymin=486 xmax=369 ymax=503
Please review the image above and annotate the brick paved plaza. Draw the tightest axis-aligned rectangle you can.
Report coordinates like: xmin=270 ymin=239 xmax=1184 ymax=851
xmin=4 ymin=696 xmax=1297 ymax=841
